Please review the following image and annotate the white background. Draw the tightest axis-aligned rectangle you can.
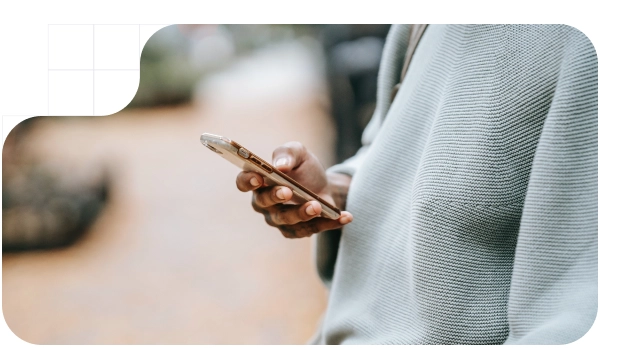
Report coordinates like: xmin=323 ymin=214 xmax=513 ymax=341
xmin=1 ymin=0 xmax=634 ymax=349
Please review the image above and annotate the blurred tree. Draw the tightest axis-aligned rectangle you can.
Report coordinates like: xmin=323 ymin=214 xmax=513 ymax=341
xmin=2 ymin=118 xmax=110 ymax=251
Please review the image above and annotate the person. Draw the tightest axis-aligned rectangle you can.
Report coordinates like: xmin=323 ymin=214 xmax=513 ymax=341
xmin=234 ymin=24 xmax=597 ymax=345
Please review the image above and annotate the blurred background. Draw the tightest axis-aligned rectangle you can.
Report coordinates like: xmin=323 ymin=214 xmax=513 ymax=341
xmin=2 ymin=24 xmax=390 ymax=344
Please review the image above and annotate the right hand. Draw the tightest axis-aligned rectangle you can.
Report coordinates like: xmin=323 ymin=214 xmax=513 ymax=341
xmin=235 ymin=141 xmax=353 ymax=239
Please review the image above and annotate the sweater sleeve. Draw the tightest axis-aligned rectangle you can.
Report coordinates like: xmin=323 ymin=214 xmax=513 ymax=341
xmin=504 ymin=28 xmax=597 ymax=345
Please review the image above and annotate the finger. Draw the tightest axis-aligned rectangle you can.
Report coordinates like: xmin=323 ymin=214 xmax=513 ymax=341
xmin=279 ymin=211 xmax=353 ymax=238
xmin=251 ymin=196 xmax=267 ymax=214
xmin=253 ymin=185 xmax=293 ymax=208
xmin=236 ymin=171 xmax=263 ymax=192
xmin=263 ymin=211 xmax=275 ymax=227
xmin=271 ymin=141 xmax=307 ymax=172
xmin=270 ymin=201 xmax=322 ymax=226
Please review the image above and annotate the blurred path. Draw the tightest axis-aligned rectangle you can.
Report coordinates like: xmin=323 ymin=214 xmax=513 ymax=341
xmin=3 ymin=41 xmax=335 ymax=344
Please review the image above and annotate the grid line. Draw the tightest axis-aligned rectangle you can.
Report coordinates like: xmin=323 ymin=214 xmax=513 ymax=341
xmin=49 ymin=69 xmax=140 ymax=71
xmin=93 ymin=24 xmax=95 ymax=116
xmin=48 ymin=24 xmax=166 ymax=116
xmin=47 ymin=24 xmax=49 ymax=115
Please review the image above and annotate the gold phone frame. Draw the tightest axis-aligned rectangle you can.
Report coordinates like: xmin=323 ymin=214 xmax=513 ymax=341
xmin=200 ymin=133 xmax=341 ymax=220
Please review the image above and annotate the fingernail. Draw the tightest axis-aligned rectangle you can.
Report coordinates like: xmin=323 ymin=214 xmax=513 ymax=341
xmin=305 ymin=205 xmax=316 ymax=216
xmin=276 ymin=188 xmax=286 ymax=200
xmin=339 ymin=214 xmax=352 ymax=225
xmin=274 ymin=157 xmax=290 ymax=168
xmin=250 ymin=177 xmax=259 ymax=186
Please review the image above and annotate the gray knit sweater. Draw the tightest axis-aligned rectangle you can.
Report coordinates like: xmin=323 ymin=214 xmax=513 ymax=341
xmin=310 ymin=24 xmax=597 ymax=345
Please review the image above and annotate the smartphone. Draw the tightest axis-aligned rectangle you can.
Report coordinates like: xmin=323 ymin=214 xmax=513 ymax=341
xmin=200 ymin=133 xmax=341 ymax=220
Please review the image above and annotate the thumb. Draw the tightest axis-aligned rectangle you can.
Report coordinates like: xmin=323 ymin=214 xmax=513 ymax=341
xmin=272 ymin=141 xmax=307 ymax=173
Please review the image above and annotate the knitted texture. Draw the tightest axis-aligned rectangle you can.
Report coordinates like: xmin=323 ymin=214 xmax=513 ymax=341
xmin=312 ymin=24 xmax=597 ymax=345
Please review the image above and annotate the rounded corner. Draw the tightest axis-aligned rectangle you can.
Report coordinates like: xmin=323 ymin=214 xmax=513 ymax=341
xmin=1 ymin=304 xmax=41 ymax=346
xmin=93 ymin=73 xmax=140 ymax=117
xmin=2 ymin=115 xmax=41 ymax=153
xmin=561 ymin=24 xmax=598 ymax=62
xmin=95 ymin=24 xmax=173 ymax=117
xmin=139 ymin=24 xmax=173 ymax=62
xmin=561 ymin=306 xmax=599 ymax=346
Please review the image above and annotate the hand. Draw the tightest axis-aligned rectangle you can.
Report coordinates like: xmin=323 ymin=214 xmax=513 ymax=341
xmin=235 ymin=141 xmax=353 ymax=239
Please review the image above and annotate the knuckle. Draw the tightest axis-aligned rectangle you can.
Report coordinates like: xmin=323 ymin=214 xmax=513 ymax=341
xmin=270 ymin=210 xmax=283 ymax=226
xmin=272 ymin=209 xmax=285 ymax=225
xmin=279 ymin=222 xmax=302 ymax=237
xmin=236 ymin=176 xmax=245 ymax=191
xmin=292 ymin=210 xmax=304 ymax=224
xmin=254 ymin=191 xmax=271 ymax=208
xmin=280 ymin=226 xmax=294 ymax=238
xmin=253 ymin=194 xmax=263 ymax=208
xmin=251 ymin=195 xmax=261 ymax=211
xmin=280 ymin=206 xmax=301 ymax=225
xmin=306 ymin=220 xmax=321 ymax=234
xmin=263 ymin=212 xmax=275 ymax=227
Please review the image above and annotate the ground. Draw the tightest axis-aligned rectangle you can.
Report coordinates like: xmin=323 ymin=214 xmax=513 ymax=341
xmin=2 ymin=42 xmax=336 ymax=344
